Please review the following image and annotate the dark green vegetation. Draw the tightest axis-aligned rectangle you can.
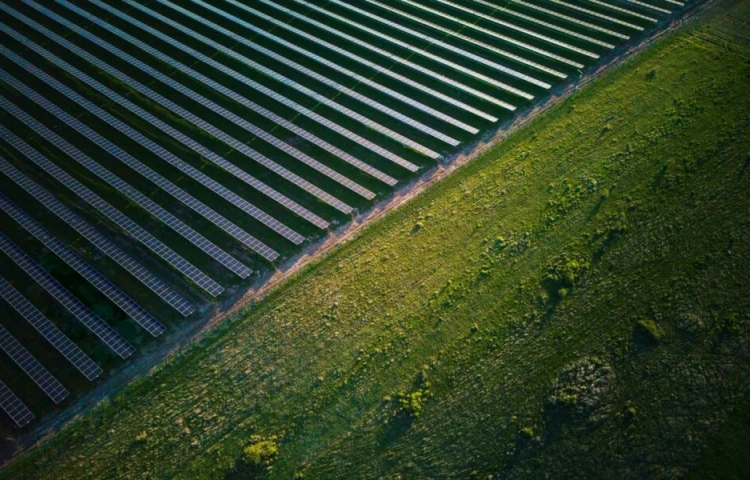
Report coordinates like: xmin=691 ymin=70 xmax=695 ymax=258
xmin=3 ymin=0 xmax=750 ymax=477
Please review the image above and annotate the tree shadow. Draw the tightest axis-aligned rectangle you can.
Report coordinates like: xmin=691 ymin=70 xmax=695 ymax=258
xmin=223 ymin=460 xmax=269 ymax=480
xmin=375 ymin=410 xmax=416 ymax=457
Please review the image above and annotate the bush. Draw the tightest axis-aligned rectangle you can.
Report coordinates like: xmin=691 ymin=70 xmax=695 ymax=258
xmin=624 ymin=406 xmax=637 ymax=423
xmin=549 ymin=357 xmax=614 ymax=423
xmin=542 ymin=254 xmax=589 ymax=296
xmin=636 ymin=319 xmax=664 ymax=342
xmin=396 ymin=385 xmax=431 ymax=418
xmin=243 ymin=436 xmax=278 ymax=468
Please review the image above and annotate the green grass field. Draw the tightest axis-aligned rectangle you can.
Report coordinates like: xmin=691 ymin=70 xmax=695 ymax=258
xmin=3 ymin=0 xmax=750 ymax=477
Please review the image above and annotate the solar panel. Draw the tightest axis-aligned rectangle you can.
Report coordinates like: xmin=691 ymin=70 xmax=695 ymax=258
xmin=0 ymin=63 xmax=252 ymax=281
xmin=360 ymin=0 xmax=558 ymax=84
xmin=0 ymin=117 xmax=224 ymax=298
xmin=0 ymin=275 xmax=102 ymax=381
xmin=0 ymin=324 xmax=69 ymax=404
xmin=626 ymin=0 xmax=671 ymax=14
xmin=2 ymin=28 xmax=288 ymax=255
xmin=343 ymin=0 xmax=558 ymax=86
xmin=547 ymin=0 xmax=644 ymax=30
xmin=151 ymin=0 xmax=446 ymax=156
xmin=67 ymin=0 xmax=434 ymax=164
xmin=0 ymin=17 xmax=306 ymax=248
xmin=314 ymin=0 xmax=542 ymax=94
xmin=458 ymin=0 xmax=615 ymax=48
xmin=0 ymin=194 xmax=165 ymax=337
xmin=505 ymin=0 xmax=629 ymax=39
xmin=342 ymin=0 xmax=583 ymax=69
xmin=37 ymin=1 xmax=368 ymax=209
xmin=189 ymin=0 xmax=474 ymax=138
xmin=0 ymin=157 xmax=194 ymax=317
xmin=222 ymin=0 xmax=497 ymax=123
xmin=0 ymin=379 xmax=34 ymax=427
xmin=0 ymin=232 xmax=135 ymax=359
xmin=292 ymin=0 xmax=551 ymax=89
xmin=424 ymin=0 xmax=600 ymax=58
xmin=158 ymin=0 xmax=512 ymax=125
xmin=281 ymin=0 xmax=523 ymax=107
xmin=46 ymin=3 xmax=396 ymax=190
xmin=583 ymin=0 xmax=658 ymax=22
xmin=112 ymin=0 xmax=415 ymax=175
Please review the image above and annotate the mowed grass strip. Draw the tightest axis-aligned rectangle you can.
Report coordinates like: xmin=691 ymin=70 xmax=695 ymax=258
xmin=3 ymin=1 xmax=750 ymax=478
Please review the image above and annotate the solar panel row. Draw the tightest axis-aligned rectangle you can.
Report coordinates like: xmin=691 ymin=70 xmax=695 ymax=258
xmin=628 ymin=0 xmax=679 ymax=11
xmin=208 ymin=0 xmax=478 ymax=134
xmin=0 ymin=59 xmax=253 ymax=281
xmin=0 ymin=275 xmax=102 ymax=381
xmin=350 ymin=0 xmax=559 ymax=88
xmin=506 ymin=0 xmax=630 ymax=39
xmin=585 ymin=0 xmax=658 ymax=21
xmin=45 ymin=0 xmax=371 ymax=208
xmin=0 ymin=194 xmax=165 ymax=337
xmin=424 ymin=0 xmax=600 ymax=57
xmin=84 ymin=1 xmax=400 ymax=186
xmin=289 ymin=0 xmax=535 ymax=107
xmin=282 ymin=0 xmax=532 ymax=104
xmin=220 ymin=0 xmax=497 ymax=123
xmin=627 ymin=0 xmax=671 ymax=14
xmin=456 ymin=0 xmax=615 ymax=48
xmin=0 ymin=40 xmax=282 ymax=260
xmin=368 ymin=0 xmax=583 ymax=69
xmin=362 ymin=0 xmax=557 ymax=87
xmin=329 ymin=0 xmax=547 ymax=92
xmin=548 ymin=0 xmax=644 ymax=30
xmin=189 ymin=0 xmax=471 ymax=140
xmin=0 ymin=324 xmax=69 ymax=404
xmin=117 ymin=0 xmax=417 ymax=174
xmin=258 ymin=0 xmax=518 ymax=109
xmin=0 ymin=157 xmax=194 ymax=317
xmin=152 ymin=0 xmax=444 ymax=158
xmin=2 ymin=32 xmax=289 ymax=253
xmin=0 ymin=232 xmax=135 ymax=359
xmin=0 ymin=11 xmax=306 ymax=248
xmin=0 ymin=114 xmax=224 ymax=298
xmin=0 ymin=379 xmax=33 ymax=427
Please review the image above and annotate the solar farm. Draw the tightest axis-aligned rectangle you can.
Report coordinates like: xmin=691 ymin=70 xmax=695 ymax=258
xmin=0 ymin=0 xmax=689 ymax=430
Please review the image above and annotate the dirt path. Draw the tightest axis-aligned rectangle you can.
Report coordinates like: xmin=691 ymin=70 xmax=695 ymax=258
xmin=2 ymin=0 xmax=715 ymax=463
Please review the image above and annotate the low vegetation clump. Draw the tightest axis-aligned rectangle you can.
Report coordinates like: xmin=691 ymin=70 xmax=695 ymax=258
xmin=549 ymin=357 xmax=615 ymax=423
xmin=393 ymin=370 xmax=433 ymax=419
xmin=394 ymin=385 xmax=432 ymax=419
xmin=675 ymin=312 xmax=705 ymax=335
xmin=636 ymin=319 xmax=665 ymax=343
xmin=243 ymin=436 xmax=279 ymax=469
xmin=542 ymin=254 xmax=590 ymax=298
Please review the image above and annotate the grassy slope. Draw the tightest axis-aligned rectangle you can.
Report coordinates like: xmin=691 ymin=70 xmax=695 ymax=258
xmin=4 ymin=2 xmax=750 ymax=478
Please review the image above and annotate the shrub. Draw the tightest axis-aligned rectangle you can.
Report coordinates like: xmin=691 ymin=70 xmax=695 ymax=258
xmin=394 ymin=371 xmax=433 ymax=419
xmin=542 ymin=254 xmax=589 ymax=296
xmin=675 ymin=312 xmax=705 ymax=335
xmin=243 ymin=436 xmax=278 ymax=468
xmin=396 ymin=385 xmax=431 ymax=418
xmin=624 ymin=406 xmax=637 ymax=423
xmin=549 ymin=357 xmax=614 ymax=423
xmin=636 ymin=319 xmax=664 ymax=342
